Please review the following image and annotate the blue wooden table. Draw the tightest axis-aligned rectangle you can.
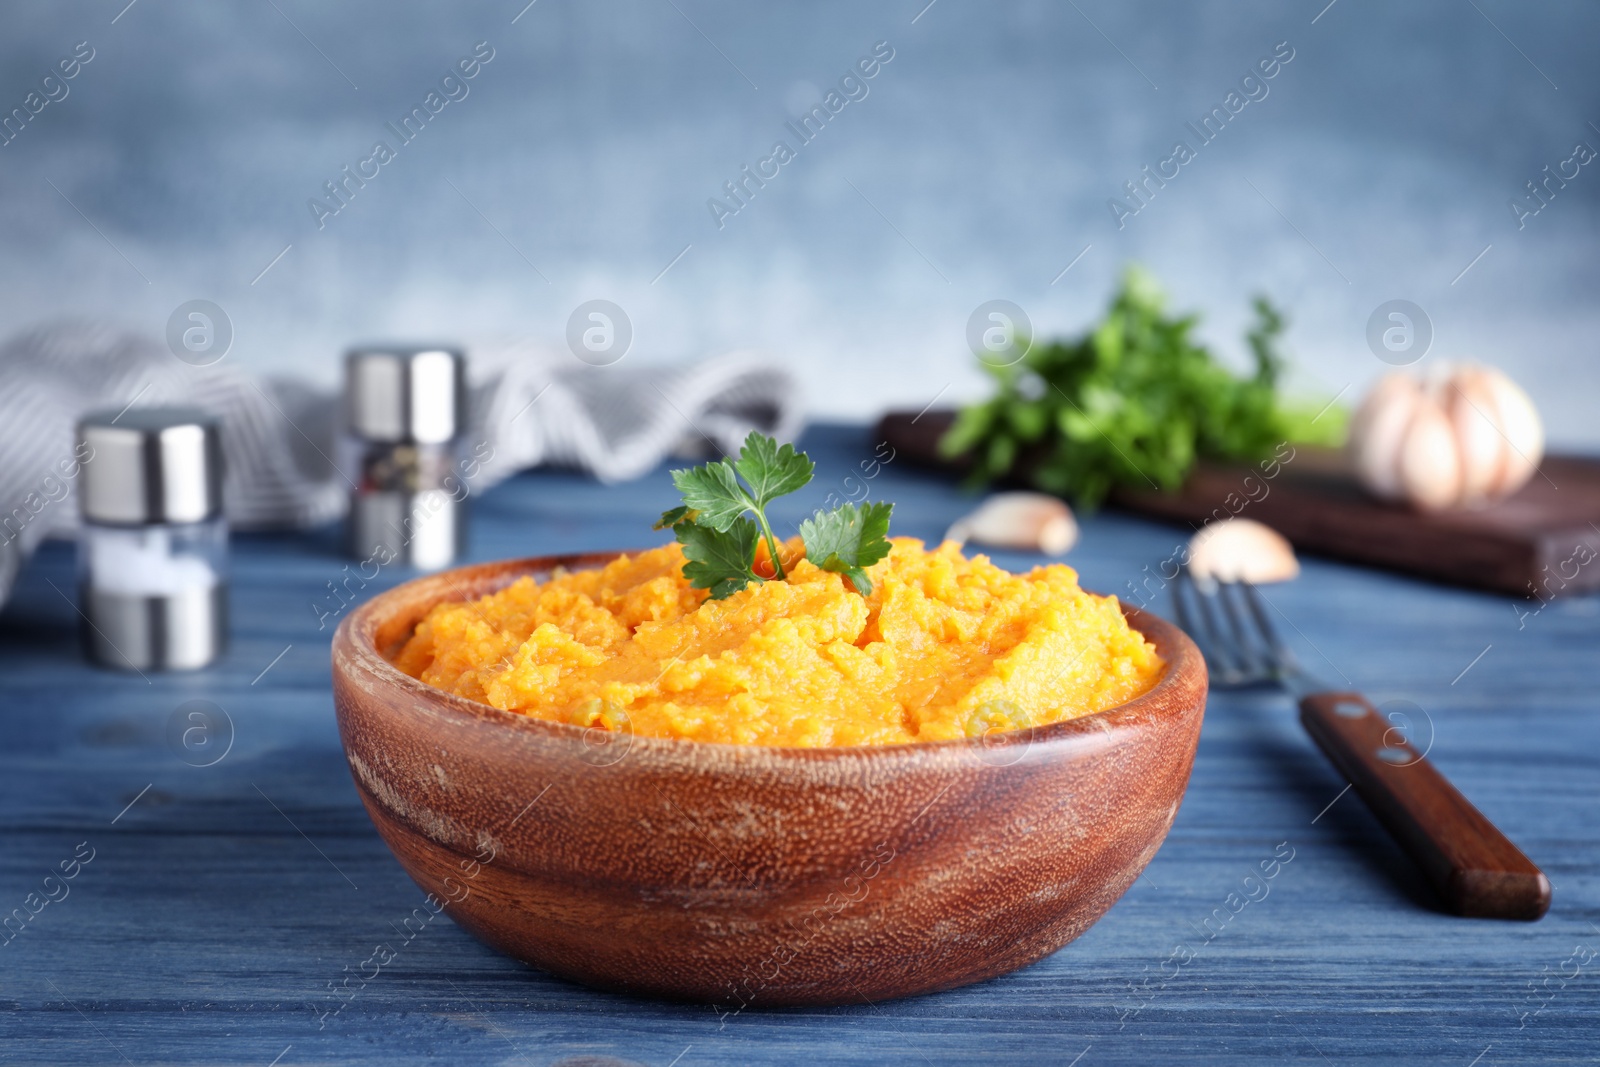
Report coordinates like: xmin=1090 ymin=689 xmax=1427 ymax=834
xmin=3 ymin=423 xmax=1596 ymax=1066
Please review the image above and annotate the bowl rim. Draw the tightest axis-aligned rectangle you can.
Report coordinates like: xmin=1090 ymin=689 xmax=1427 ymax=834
xmin=332 ymin=549 xmax=1206 ymax=762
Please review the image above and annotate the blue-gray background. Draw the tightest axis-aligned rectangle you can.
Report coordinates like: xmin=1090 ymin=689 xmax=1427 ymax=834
xmin=2 ymin=0 xmax=1596 ymax=441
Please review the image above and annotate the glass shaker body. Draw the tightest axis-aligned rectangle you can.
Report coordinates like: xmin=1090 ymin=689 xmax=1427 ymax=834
xmin=75 ymin=408 xmax=228 ymax=671
xmin=78 ymin=516 xmax=228 ymax=670
xmin=341 ymin=434 xmax=465 ymax=571
xmin=342 ymin=346 xmax=468 ymax=572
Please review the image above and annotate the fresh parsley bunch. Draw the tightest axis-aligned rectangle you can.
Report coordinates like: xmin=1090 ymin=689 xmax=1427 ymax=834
xmin=940 ymin=268 xmax=1344 ymax=508
xmin=656 ymin=432 xmax=893 ymax=599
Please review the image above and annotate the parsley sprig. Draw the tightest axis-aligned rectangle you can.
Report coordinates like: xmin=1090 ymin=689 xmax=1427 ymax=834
xmin=940 ymin=267 xmax=1346 ymax=508
xmin=656 ymin=432 xmax=894 ymax=599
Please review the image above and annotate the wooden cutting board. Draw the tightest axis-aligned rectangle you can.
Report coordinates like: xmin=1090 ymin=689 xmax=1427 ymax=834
xmin=876 ymin=410 xmax=1600 ymax=599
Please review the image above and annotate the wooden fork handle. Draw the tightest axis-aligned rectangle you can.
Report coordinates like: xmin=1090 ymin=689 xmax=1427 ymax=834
xmin=1299 ymin=691 xmax=1550 ymax=921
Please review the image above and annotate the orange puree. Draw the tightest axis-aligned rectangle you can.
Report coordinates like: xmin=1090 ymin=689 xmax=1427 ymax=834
xmin=394 ymin=538 xmax=1164 ymax=747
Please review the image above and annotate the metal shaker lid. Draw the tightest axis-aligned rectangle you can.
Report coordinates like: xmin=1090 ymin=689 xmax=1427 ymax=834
xmin=344 ymin=345 xmax=466 ymax=444
xmin=77 ymin=408 xmax=225 ymax=525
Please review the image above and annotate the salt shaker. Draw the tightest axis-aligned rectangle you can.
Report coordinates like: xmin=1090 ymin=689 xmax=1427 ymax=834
xmin=76 ymin=408 xmax=227 ymax=671
xmin=342 ymin=345 xmax=467 ymax=572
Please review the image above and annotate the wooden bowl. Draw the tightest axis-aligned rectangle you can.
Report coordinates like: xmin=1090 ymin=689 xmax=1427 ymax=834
xmin=331 ymin=552 xmax=1207 ymax=1007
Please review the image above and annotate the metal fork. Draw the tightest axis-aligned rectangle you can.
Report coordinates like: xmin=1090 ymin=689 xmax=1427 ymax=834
xmin=1171 ymin=567 xmax=1550 ymax=921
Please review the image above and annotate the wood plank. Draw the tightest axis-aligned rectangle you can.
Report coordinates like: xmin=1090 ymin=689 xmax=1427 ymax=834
xmin=0 ymin=423 xmax=1595 ymax=1065
xmin=876 ymin=410 xmax=1600 ymax=598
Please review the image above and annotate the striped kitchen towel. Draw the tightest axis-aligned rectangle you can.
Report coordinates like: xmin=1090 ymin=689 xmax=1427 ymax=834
xmin=0 ymin=320 xmax=803 ymax=607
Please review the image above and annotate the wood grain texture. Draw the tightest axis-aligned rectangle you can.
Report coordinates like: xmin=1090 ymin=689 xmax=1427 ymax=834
xmin=876 ymin=410 xmax=1600 ymax=597
xmin=0 ymin=423 xmax=1595 ymax=1065
xmin=1299 ymin=692 xmax=1550 ymax=921
xmin=332 ymin=553 xmax=1207 ymax=1005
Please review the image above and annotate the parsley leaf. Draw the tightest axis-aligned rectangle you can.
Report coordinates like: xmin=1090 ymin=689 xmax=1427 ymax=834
xmin=677 ymin=516 xmax=761 ymax=599
xmin=798 ymin=501 xmax=894 ymax=596
xmin=667 ymin=431 xmax=814 ymax=583
xmin=660 ymin=432 xmax=892 ymax=599
xmin=735 ymin=433 xmax=814 ymax=508
xmin=654 ymin=505 xmax=693 ymax=530
xmin=671 ymin=460 xmax=752 ymax=532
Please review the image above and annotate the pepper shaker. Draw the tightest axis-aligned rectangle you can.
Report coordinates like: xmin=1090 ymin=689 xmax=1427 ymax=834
xmin=76 ymin=408 xmax=227 ymax=671
xmin=342 ymin=345 xmax=467 ymax=572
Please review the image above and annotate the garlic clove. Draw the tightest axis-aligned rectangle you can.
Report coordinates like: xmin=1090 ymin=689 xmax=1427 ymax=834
xmin=945 ymin=492 xmax=1078 ymax=556
xmin=1447 ymin=367 xmax=1508 ymax=505
xmin=1350 ymin=373 xmax=1423 ymax=501
xmin=1398 ymin=400 xmax=1463 ymax=511
xmin=1187 ymin=518 xmax=1299 ymax=585
xmin=1481 ymin=366 xmax=1544 ymax=498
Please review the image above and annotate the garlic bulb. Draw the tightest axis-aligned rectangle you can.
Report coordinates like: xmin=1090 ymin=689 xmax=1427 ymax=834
xmin=1349 ymin=364 xmax=1543 ymax=511
xmin=945 ymin=492 xmax=1078 ymax=556
xmin=1187 ymin=518 xmax=1299 ymax=585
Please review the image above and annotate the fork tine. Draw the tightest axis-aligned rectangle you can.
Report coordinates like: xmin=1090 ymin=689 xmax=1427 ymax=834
xmin=1208 ymin=580 xmax=1247 ymax=671
xmin=1241 ymin=581 xmax=1293 ymax=669
xmin=1170 ymin=567 xmax=1197 ymax=635
xmin=1217 ymin=581 xmax=1267 ymax=676
xmin=1173 ymin=567 xmax=1239 ymax=681
xmin=1172 ymin=569 xmax=1211 ymax=648
xmin=1170 ymin=569 xmax=1209 ymax=658
xmin=1193 ymin=576 xmax=1243 ymax=679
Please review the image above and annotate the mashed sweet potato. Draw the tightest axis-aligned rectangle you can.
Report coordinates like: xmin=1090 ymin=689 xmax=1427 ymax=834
xmin=394 ymin=538 xmax=1163 ymax=747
